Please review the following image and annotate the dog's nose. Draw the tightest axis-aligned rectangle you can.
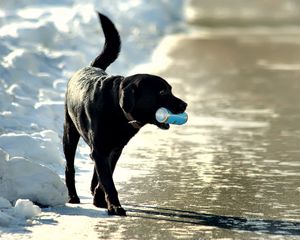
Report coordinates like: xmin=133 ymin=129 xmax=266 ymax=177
xmin=179 ymin=101 xmax=187 ymax=111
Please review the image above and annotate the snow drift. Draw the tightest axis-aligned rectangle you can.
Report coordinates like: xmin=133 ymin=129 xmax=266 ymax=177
xmin=0 ymin=150 xmax=67 ymax=207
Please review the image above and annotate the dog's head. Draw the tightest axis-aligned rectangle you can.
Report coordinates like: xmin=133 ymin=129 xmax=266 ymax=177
xmin=119 ymin=74 xmax=187 ymax=129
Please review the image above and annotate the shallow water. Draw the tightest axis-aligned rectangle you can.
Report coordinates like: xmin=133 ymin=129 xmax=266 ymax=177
xmin=96 ymin=30 xmax=300 ymax=239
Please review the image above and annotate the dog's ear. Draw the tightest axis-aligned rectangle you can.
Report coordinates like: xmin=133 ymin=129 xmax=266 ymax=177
xmin=119 ymin=84 xmax=136 ymax=113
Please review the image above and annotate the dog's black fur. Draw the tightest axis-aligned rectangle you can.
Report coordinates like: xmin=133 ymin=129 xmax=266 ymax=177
xmin=63 ymin=12 xmax=187 ymax=216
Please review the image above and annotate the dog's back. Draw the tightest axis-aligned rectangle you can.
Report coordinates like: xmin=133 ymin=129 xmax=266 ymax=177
xmin=66 ymin=12 xmax=122 ymax=140
xmin=90 ymin=12 xmax=121 ymax=70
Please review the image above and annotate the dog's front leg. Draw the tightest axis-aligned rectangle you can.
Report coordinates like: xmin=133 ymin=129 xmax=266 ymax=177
xmin=90 ymin=150 xmax=126 ymax=216
xmin=90 ymin=166 xmax=107 ymax=208
xmin=90 ymin=148 xmax=123 ymax=207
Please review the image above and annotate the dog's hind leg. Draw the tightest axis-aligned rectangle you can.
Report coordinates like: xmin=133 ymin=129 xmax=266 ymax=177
xmin=63 ymin=110 xmax=80 ymax=203
xmin=90 ymin=167 xmax=98 ymax=195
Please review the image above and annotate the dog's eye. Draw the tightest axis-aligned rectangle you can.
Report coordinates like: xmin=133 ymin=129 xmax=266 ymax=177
xmin=160 ymin=90 xmax=169 ymax=96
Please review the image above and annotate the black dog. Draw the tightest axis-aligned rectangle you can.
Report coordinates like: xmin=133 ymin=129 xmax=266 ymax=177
xmin=63 ymin=12 xmax=187 ymax=216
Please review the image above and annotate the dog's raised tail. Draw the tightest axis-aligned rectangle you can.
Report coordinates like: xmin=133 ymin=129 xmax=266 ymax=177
xmin=90 ymin=12 xmax=121 ymax=70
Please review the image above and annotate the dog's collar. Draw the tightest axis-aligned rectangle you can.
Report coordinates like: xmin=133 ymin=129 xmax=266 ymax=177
xmin=123 ymin=111 xmax=144 ymax=129
xmin=119 ymin=79 xmax=143 ymax=130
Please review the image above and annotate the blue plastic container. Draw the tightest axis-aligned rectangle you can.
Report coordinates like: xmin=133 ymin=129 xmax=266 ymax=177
xmin=155 ymin=107 xmax=188 ymax=125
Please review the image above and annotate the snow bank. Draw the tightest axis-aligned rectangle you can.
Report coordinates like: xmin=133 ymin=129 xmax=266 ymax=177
xmin=0 ymin=147 xmax=67 ymax=227
xmin=0 ymin=149 xmax=68 ymax=207
xmin=0 ymin=130 xmax=64 ymax=170
xmin=0 ymin=130 xmax=67 ymax=226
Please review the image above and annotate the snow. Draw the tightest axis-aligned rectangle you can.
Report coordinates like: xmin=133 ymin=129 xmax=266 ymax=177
xmin=0 ymin=156 xmax=67 ymax=207
xmin=0 ymin=211 xmax=15 ymax=227
xmin=13 ymin=199 xmax=41 ymax=219
xmin=0 ymin=146 xmax=67 ymax=227
xmin=0 ymin=131 xmax=64 ymax=169
xmin=0 ymin=198 xmax=41 ymax=227
xmin=0 ymin=197 xmax=12 ymax=209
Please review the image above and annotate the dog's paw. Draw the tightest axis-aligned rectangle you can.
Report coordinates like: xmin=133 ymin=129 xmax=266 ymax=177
xmin=107 ymin=206 xmax=126 ymax=216
xmin=93 ymin=190 xmax=107 ymax=208
xmin=68 ymin=196 xmax=80 ymax=204
xmin=93 ymin=198 xmax=107 ymax=208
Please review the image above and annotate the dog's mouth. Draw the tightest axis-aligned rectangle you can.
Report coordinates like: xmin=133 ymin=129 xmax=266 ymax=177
xmin=154 ymin=106 xmax=186 ymax=130
xmin=156 ymin=122 xmax=170 ymax=130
